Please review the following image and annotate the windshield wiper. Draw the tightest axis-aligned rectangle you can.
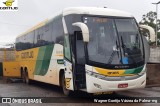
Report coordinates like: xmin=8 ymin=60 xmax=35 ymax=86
xmin=120 ymin=36 xmax=137 ymax=64
xmin=107 ymin=41 xmax=119 ymax=64
xmin=121 ymin=36 xmax=126 ymax=49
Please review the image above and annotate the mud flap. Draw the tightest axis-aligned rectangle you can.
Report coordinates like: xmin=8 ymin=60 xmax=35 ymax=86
xmin=64 ymin=60 xmax=74 ymax=90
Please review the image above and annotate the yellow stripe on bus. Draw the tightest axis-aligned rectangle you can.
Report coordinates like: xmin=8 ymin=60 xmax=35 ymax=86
xmin=94 ymin=67 xmax=126 ymax=77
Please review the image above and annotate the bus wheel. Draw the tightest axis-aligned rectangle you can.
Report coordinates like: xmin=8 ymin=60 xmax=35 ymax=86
xmin=61 ymin=73 xmax=72 ymax=96
xmin=25 ymin=70 xmax=30 ymax=84
xmin=22 ymin=71 xmax=26 ymax=83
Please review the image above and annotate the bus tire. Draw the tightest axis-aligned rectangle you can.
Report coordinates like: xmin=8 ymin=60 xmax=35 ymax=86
xmin=22 ymin=71 xmax=26 ymax=83
xmin=61 ymin=73 xmax=72 ymax=96
xmin=25 ymin=70 xmax=30 ymax=84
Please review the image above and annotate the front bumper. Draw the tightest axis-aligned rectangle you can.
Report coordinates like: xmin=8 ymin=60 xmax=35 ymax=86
xmin=86 ymin=73 xmax=146 ymax=93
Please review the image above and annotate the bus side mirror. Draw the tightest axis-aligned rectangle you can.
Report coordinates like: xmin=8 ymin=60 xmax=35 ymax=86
xmin=142 ymin=36 xmax=150 ymax=63
xmin=139 ymin=25 xmax=155 ymax=63
xmin=72 ymin=22 xmax=89 ymax=42
xmin=139 ymin=25 xmax=156 ymax=42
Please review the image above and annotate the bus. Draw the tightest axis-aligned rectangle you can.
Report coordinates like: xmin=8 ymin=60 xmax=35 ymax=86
xmin=15 ymin=7 xmax=153 ymax=96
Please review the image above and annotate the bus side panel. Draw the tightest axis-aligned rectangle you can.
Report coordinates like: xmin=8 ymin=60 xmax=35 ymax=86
xmin=33 ymin=44 xmax=63 ymax=85
xmin=16 ymin=47 xmax=39 ymax=80
xmin=3 ymin=61 xmax=20 ymax=78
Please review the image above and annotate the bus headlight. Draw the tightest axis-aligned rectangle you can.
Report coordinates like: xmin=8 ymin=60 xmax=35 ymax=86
xmin=86 ymin=70 xmax=105 ymax=79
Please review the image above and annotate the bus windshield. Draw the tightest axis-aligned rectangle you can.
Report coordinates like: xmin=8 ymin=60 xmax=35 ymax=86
xmin=83 ymin=16 xmax=144 ymax=65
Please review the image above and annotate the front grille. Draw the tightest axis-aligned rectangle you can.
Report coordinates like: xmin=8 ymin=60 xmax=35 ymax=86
xmin=101 ymin=75 xmax=141 ymax=81
xmin=86 ymin=70 xmax=144 ymax=81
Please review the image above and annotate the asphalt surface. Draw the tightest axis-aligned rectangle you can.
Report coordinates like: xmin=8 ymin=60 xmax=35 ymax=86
xmin=0 ymin=77 xmax=160 ymax=106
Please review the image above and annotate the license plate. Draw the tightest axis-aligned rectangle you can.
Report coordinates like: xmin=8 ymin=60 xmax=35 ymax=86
xmin=118 ymin=83 xmax=128 ymax=88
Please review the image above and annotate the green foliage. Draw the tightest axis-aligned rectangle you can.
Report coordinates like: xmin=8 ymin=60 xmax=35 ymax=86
xmin=139 ymin=11 xmax=160 ymax=45
xmin=139 ymin=11 xmax=160 ymax=30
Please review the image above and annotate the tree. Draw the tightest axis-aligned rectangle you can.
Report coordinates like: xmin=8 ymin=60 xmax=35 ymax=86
xmin=139 ymin=11 xmax=160 ymax=45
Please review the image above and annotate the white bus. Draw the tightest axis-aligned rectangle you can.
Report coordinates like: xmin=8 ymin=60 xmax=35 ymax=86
xmin=15 ymin=7 xmax=152 ymax=96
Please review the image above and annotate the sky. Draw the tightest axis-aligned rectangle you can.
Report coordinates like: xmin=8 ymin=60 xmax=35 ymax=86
xmin=0 ymin=0 xmax=160 ymax=47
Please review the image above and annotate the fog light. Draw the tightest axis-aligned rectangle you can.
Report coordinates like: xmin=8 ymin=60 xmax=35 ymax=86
xmin=141 ymin=80 xmax=145 ymax=85
xmin=93 ymin=83 xmax=102 ymax=89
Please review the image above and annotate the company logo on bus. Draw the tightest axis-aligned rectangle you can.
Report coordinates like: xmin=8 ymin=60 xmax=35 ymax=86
xmin=21 ymin=51 xmax=34 ymax=59
xmin=107 ymin=71 xmax=119 ymax=75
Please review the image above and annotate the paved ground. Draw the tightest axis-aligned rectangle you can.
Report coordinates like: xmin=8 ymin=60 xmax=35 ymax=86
xmin=0 ymin=77 xmax=160 ymax=106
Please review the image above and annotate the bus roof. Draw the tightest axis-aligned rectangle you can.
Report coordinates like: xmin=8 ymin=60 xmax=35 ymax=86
xmin=17 ymin=19 xmax=49 ymax=38
xmin=63 ymin=7 xmax=133 ymax=17
xmin=16 ymin=7 xmax=133 ymax=39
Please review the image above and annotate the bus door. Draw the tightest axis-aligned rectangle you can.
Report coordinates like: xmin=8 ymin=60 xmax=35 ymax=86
xmin=64 ymin=31 xmax=86 ymax=91
xmin=72 ymin=31 xmax=86 ymax=90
